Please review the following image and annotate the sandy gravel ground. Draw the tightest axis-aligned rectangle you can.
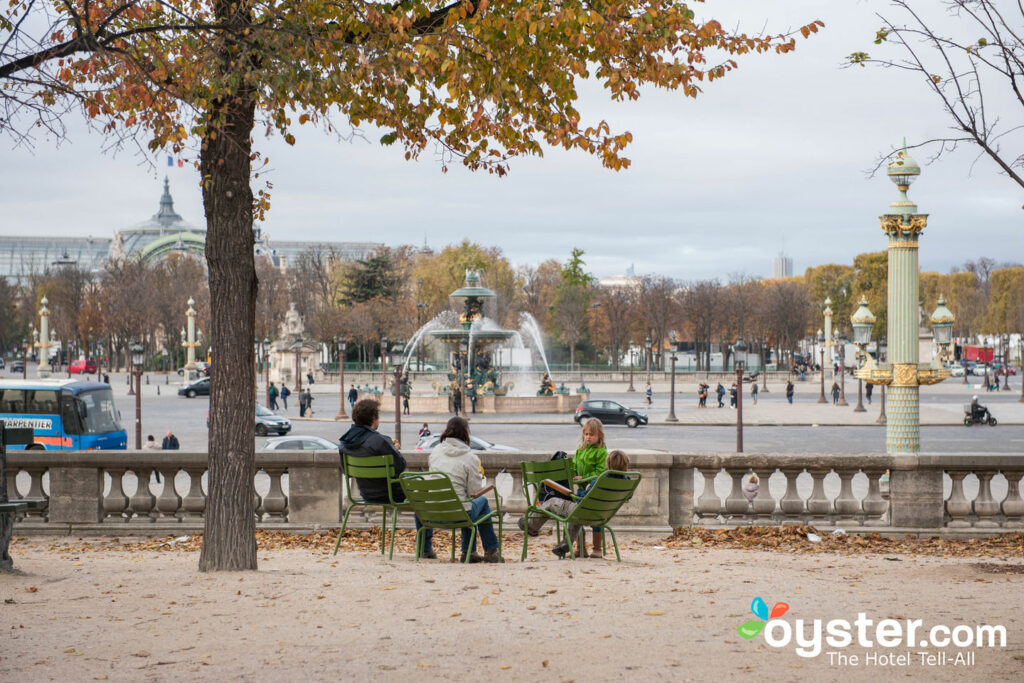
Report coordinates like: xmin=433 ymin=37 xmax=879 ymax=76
xmin=2 ymin=534 xmax=1023 ymax=682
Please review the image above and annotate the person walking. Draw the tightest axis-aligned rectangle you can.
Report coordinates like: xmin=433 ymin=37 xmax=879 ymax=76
xmin=298 ymin=389 xmax=308 ymax=417
xmin=698 ymin=382 xmax=708 ymax=408
xmin=729 ymin=383 xmax=737 ymax=408
xmin=304 ymin=389 xmax=314 ymax=417
xmin=786 ymin=380 xmax=794 ymax=404
xmin=306 ymin=371 xmax=314 ymax=386
xmin=467 ymin=381 xmax=478 ymax=414
xmin=347 ymin=384 xmax=358 ymax=409
xmin=645 ymin=382 xmax=653 ymax=406
xmin=268 ymin=382 xmax=279 ymax=410
xmin=716 ymin=382 xmax=725 ymax=408
xmin=280 ymin=384 xmax=291 ymax=410
xmin=452 ymin=386 xmax=462 ymax=417
xmin=866 ymin=382 xmax=873 ymax=404
xmin=751 ymin=381 xmax=759 ymax=405
xmin=831 ymin=381 xmax=840 ymax=405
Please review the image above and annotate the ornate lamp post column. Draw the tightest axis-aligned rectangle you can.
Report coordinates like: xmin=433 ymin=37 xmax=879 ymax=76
xmin=36 ymin=296 xmax=51 ymax=378
xmin=21 ymin=337 xmax=28 ymax=380
xmin=1002 ymin=334 xmax=1011 ymax=390
xmin=335 ymin=336 xmax=348 ymax=420
xmin=856 ymin=148 xmax=953 ymax=453
xmin=817 ymin=329 xmax=827 ymax=403
xmin=183 ymin=297 xmax=199 ymax=382
xmin=836 ymin=332 xmax=848 ymax=406
xmin=734 ymin=336 xmax=747 ymax=453
xmin=761 ymin=338 xmax=770 ymax=392
xmin=666 ymin=331 xmax=679 ymax=422
xmin=851 ymin=297 xmax=876 ymax=413
xmin=263 ymin=337 xmax=271 ymax=409
xmin=823 ymin=297 xmax=833 ymax=378
xmin=293 ymin=336 xmax=304 ymax=392
xmin=381 ymin=336 xmax=388 ymax=392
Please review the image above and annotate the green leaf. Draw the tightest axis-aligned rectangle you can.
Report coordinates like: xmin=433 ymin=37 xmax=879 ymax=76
xmin=737 ymin=620 xmax=765 ymax=639
xmin=380 ymin=132 xmax=398 ymax=145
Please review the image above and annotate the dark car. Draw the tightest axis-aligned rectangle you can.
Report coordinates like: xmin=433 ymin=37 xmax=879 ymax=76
xmin=574 ymin=399 xmax=648 ymax=428
xmin=177 ymin=376 xmax=210 ymax=398
xmin=9 ymin=359 xmax=25 ymax=373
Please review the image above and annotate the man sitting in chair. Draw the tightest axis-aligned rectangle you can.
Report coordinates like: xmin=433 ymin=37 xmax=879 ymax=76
xmin=339 ymin=398 xmax=435 ymax=558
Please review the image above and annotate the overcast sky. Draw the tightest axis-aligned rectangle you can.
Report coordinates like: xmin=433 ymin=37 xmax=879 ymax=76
xmin=1 ymin=1 xmax=1020 ymax=281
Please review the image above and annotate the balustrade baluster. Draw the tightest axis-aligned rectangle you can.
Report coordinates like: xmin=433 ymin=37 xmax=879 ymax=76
xmin=1000 ymin=472 xmax=1024 ymax=528
xmin=103 ymin=469 xmax=130 ymax=522
xmin=254 ymin=487 xmax=265 ymax=523
xmin=973 ymin=472 xmax=1000 ymax=528
xmin=23 ymin=467 xmax=47 ymax=520
xmin=834 ymin=471 xmax=861 ymax=526
xmin=128 ymin=469 xmax=157 ymax=522
xmin=262 ymin=468 xmax=288 ymax=521
xmin=696 ymin=468 xmax=722 ymax=525
xmin=181 ymin=468 xmax=206 ymax=520
xmin=861 ymin=470 xmax=888 ymax=526
xmin=724 ymin=469 xmax=751 ymax=521
xmin=945 ymin=471 xmax=971 ymax=528
xmin=751 ymin=469 xmax=777 ymax=523
xmin=155 ymin=469 xmax=182 ymax=520
xmin=779 ymin=468 xmax=804 ymax=524
xmin=806 ymin=469 xmax=831 ymax=523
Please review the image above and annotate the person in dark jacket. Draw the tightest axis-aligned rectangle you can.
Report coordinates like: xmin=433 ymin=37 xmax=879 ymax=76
xmin=347 ymin=384 xmax=358 ymax=409
xmin=452 ymin=387 xmax=462 ymax=416
xmin=338 ymin=398 xmax=434 ymax=557
xmin=280 ymin=384 xmax=291 ymax=410
xmin=161 ymin=431 xmax=180 ymax=450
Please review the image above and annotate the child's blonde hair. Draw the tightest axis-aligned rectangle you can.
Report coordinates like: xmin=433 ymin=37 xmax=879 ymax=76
xmin=580 ymin=417 xmax=606 ymax=448
xmin=606 ymin=449 xmax=629 ymax=471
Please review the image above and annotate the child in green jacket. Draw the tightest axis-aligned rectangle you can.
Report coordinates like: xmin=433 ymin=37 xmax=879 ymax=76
xmin=573 ymin=418 xmax=608 ymax=557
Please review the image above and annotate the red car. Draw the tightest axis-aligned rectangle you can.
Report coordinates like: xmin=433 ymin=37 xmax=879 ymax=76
xmin=68 ymin=358 xmax=98 ymax=374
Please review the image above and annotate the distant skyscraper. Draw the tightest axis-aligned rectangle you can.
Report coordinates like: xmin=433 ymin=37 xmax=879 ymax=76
xmin=772 ymin=253 xmax=793 ymax=278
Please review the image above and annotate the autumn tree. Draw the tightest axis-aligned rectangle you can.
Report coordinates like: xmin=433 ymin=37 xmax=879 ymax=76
xmin=519 ymin=259 xmax=562 ymax=332
xmin=552 ymin=249 xmax=596 ymax=368
xmin=761 ymin=278 xmax=814 ymax=369
xmin=847 ymin=1 xmax=1024 ymax=199
xmin=679 ymin=280 xmax=723 ymax=372
xmin=591 ymin=284 xmax=638 ymax=370
xmin=255 ymin=256 xmax=289 ymax=342
xmin=2 ymin=0 xmax=822 ymax=571
xmin=852 ymin=251 xmax=888 ymax=338
xmin=413 ymin=241 xmax=519 ymax=326
xmin=635 ymin=275 xmax=680 ymax=370
xmin=804 ymin=264 xmax=855 ymax=337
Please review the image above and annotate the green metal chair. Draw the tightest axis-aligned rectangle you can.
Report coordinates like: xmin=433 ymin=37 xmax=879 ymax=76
xmin=399 ymin=472 xmax=503 ymax=563
xmin=333 ymin=452 xmax=405 ymax=559
xmin=539 ymin=470 xmax=642 ymax=562
xmin=519 ymin=457 xmax=576 ymax=560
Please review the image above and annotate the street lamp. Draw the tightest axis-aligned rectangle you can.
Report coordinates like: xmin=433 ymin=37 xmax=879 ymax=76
xmin=734 ymin=336 xmax=747 ymax=453
xmin=836 ymin=331 xmax=848 ymax=406
xmin=1002 ymin=333 xmax=1011 ymax=391
xmin=850 ymin=296 xmax=876 ymax=414
xmin=36 ymin=296 xmax=50 ymax=378
xmin=817 ymin=328 xmax=827 ymax=404
xmin=130 ymin=341 xmax=145 ymax=450
xmin=21 ymin=337 xmax=27 ymax=380
xmin=644 ymin=335 xmax=652 ymax=386
xmin=626 ymin=340 xmax=636 ymax=392
xmin=293 ymin=336 xmax=304 ymax=392
xmin=416 ymin=278 xmax=426 ymax=372
xmin=335 ymin=335 xmax=348 ymax=420
xmin=381 ymin=336 xmax=388 ymax=391
xmin=761 ymin=338 xmax=770 ymax=393
xmin=666 ymin=331 xmax=679 ymax=422
xmin=823 ymin=297 xmax=833 ymax=380
xmin=263 ymin=337 xmax=271 ymax=408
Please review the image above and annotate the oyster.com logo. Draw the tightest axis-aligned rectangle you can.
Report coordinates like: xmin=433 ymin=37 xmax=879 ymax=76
xmin=737 ymin=596 xmax=789 ymax=640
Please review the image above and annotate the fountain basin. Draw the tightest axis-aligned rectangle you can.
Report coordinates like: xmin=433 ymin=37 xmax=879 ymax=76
xmin=357 ymin=392 xmax=583 ymax=414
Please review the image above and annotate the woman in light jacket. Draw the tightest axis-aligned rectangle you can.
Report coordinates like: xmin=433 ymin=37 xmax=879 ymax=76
xmin=427 ymin=417 xmax=502 ymax=563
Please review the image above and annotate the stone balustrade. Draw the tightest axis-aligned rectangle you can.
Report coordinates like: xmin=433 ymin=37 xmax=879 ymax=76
xmin=5 ymin=451 xmax=1022 ymax=536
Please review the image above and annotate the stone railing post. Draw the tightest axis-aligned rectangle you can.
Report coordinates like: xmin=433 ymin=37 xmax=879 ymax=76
xmin=285 ymin=453 xmax=342 ymax=526
xmin=668 ymin=457 xmax=693 ymax=528
xmin=889 ymin=456 xmax=943 ymax=528
xmin=48 ymin=462 xmax=103 ymax=525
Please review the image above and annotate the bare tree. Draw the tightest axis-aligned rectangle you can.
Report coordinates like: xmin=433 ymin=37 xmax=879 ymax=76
xmin=591 ymin=285 xmax=638 ymax=370
xmin=679 ymin=280 xmax=723 ymax=372
xmin=848 ymin=1 xmax=1024 ymax=199
xmin=636 ymin=275 xmax=679 ymax=370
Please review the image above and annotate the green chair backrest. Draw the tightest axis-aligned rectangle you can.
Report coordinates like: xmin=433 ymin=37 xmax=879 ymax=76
xmin=342 ymin=452 xmax=399 ymax=505
xmin=520 ymin=458 xmax=575 ymax=507
xmin=565 ymin=471 xmax=642 ymax=528
xmin=399 ymin=472 xmax=474 ymax=530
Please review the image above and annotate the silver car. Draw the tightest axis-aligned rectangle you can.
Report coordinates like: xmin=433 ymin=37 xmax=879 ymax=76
xmin=414 ymin=434 xmax=517 ymax=452
xmin=262 ymin=435 xmax=336 ymax=451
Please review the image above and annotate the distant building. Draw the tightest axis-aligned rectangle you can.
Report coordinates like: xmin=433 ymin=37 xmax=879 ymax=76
xmin=1 ymin=178 xmax=381 ymax=283
xmin=772 ymin=253 xmax=793 ymax=278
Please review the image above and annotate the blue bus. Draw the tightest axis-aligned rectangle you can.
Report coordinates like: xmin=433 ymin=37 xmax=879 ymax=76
xmin=0 ymin=379 xmax=127 ymax=450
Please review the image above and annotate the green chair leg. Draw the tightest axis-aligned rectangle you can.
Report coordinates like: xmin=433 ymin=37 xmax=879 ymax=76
xmin=333 ymin=505 xmax=355 ymax=556
xmin=606 ymin=527 xmax=621 ymax=562
xmin=388 ymin=507 xmax=400 ymax=560
xmin=520 ymin=510 xmax=531 ymax=561
xmin=414 ymin=527 xmax=423 ymax=562
xmin=379 ymin=506 xmax=387 ymax=554
xmin=451 ymin=530 xmax=457 ymax=562
xmin=464 ymin=527 xmax=478 ymax=563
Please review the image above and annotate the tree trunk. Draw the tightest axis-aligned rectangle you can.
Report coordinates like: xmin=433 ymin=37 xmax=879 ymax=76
xmin=198 ymin=1 xmax=258 ymax=572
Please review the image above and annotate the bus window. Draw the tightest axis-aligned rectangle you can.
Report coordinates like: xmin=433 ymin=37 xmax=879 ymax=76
xmin=60 ymin=396 xmax=83 ymax=435
xmin=29 ymin=390 xmax=60 ymax=416
xmin=0 ymin=388 xmax=26 ymax=413
xmin=78 ymin=388 xmax=123 ymax=434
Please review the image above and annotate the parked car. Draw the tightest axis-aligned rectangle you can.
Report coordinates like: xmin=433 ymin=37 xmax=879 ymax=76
xmin=68 ymin=358 xmax=98 ymax=374
xmin=949 ymin=365 xmax=965 ymax=377
xmin=414 ymin=434 xmax=517 ymax=452
xmin=970 ymin=364 xmax=991 ymax=377
xmin=255 ymin=404 xmax=291 ymax=436
xmin=262 ymin=435 xmax=336 ymax=451
xmin=177 ymin=376 xmax=210 ymax=398
xmin=574 ymin=399 xmax=648 ymax=428
xmin=9 ymin=359 xmax=24 ymax=373
xmin=0 ymin=357 xmax=5 ymax=369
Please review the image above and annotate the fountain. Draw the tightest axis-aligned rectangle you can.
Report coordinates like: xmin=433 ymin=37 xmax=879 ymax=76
xmin=396 ymin=270 xmax=582 ymax=414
